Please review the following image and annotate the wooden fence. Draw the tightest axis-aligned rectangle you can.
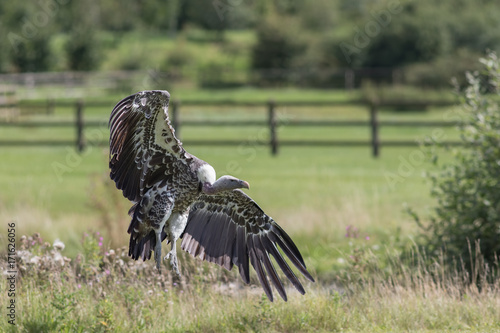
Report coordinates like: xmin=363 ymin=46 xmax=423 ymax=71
xmin=0 ymin=99 xmax=460 ymax=157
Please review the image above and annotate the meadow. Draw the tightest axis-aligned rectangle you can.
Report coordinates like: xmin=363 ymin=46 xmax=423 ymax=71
xmin=1 ymin=88 xmax=499 ymax=332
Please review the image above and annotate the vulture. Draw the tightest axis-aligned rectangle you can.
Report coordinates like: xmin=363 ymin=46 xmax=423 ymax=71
xmin=108 ymin=90 xmax=314 ymax=301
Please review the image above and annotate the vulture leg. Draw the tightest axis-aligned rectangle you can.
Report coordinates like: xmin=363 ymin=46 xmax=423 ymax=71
xmin=154 ymin=230 xmax=163 ymax=271
xmin=164 ymin=211 xmax=188 ymax=276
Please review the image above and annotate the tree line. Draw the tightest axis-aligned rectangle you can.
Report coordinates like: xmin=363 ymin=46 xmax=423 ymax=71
xmin=0 ymin=0 xmax=499 ymax=88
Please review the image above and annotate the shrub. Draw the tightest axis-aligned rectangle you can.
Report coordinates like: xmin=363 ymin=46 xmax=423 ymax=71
xmin=251 ymin=13 xmax=305 ymax=85
xmin=65 ymin=28 xmax=101 ymax=71
xmin=8 ymin=33 xmax=52 ymax=72
xmin=404 ymin=49 xmax=482 ymax=88
xmin=411 ymin=52 xmax=500 ymax=274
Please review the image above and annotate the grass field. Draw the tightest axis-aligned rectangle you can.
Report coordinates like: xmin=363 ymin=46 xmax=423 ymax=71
xmin=1 ymin=89 xmax=498 ymax=332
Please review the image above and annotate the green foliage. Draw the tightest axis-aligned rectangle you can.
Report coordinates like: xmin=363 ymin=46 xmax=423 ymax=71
xmin=251 ymin=13 xmax=306 ymax=85
xmin=404 ymin=49 xmax=482 ymax=88
xmin=65 ymin=29 xmax=101 ymax=71
xmin=412 ymin=52 xmax=500 ymax=272
xmin=0 ymin=0 xmax=499 ymax=91
xmin=8 ymin=33 xmax=52 ymax=72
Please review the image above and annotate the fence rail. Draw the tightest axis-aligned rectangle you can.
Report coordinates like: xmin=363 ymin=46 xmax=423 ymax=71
xmin=0 ymin=99 xmax=460 ymax=157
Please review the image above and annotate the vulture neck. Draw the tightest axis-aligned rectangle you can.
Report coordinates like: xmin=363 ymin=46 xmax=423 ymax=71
xmin=197 ymin=164 xmax=249 ymax=195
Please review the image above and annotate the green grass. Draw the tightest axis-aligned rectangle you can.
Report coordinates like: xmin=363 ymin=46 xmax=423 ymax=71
xmin=2 ymin=233 xmax=499 ymax=332
xmin=2 ymin=91 xmax=493 ymax=332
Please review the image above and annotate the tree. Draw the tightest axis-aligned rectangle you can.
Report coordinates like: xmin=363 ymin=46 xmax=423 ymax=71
xmin=64 ymin=0 xmax=101 ymax=71
xmin=251 ymin=12 xmax=305 ymax=85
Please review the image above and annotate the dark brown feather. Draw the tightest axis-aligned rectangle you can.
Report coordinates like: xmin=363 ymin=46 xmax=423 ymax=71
xmin=108 ymin=90 xmax=186 ymax=202
xmin=180 ymin=189 xmax=314 ymax=301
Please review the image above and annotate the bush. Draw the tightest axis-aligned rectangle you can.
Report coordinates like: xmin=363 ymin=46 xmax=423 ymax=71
xmin=404 ymin=49 xmax=482 ymax=88
xmin=65 ymin=28 xmax=101 ymax=71
xmin=411 ymin=52 xmax=500 ymax=273
xmin=251 ymin=13 xmax=305 ymax=85
xmin=8 ymin=33 xmax=52 ymax=72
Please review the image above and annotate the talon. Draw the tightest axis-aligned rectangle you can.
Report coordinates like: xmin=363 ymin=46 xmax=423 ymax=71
xmin=164 ymin=248 xmax=180 ymax=276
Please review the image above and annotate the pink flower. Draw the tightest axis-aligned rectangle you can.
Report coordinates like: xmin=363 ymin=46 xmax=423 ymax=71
xmin=105 ymin=269 xmax=110 ymax=275
xmin=99 ymin=237 xmax=103 ymax=241
xmin=98 ymin=242 xmax=103 ymax=247
xmin=78 ymin=284 xmax=81 ymax=289
xmin=365 ymin=236 xmax=370 ymax=240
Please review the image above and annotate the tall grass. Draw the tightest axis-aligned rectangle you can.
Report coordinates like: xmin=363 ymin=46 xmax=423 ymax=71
xmin=1 ymin=231 xmax=499 ymax=332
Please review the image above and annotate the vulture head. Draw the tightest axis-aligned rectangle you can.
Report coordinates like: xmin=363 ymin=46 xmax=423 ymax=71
xmin=197 ymin=164 xmax=249 ymax=194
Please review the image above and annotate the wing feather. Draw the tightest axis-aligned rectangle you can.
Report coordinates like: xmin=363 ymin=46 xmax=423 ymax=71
xmin=180 ymin=189 xmax=314 ymax=301
xmin=247 ymin=235 xmax=273 ymax=301
xmin=108 ymin=90 xmax=186 ymax=202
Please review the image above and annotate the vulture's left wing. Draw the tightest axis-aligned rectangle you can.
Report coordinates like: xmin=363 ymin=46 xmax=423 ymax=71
xmin=181 ymin=189 xmax=314 ymax=301
xmin=109 ymin=90 xmax=186 ymax=202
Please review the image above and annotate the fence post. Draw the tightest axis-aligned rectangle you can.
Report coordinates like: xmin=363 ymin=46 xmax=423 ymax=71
xmin=268 ymin=99 xmax=278 ymax=156
xmin=370 ymin=102 xmax=379 ymax=158
xmin=171 ymin=99 xmax=180 ymax=139
xmin=76 ymin=100 xmax=85 ymax=153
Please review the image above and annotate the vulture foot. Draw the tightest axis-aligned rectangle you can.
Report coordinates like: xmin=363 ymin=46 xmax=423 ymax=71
xmin=165 ymin=246 xmax=180 ymax=276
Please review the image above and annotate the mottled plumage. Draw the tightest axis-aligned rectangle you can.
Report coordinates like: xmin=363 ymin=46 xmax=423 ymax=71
xmin=109 ymin=90 xmax=314 ymax=301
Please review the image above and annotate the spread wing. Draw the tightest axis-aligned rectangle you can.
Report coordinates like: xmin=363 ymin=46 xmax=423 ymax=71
xmin=181 ymin=189 xmax=315 ymax=302
xmin=109 ymin=90 xmax=187 ymax=201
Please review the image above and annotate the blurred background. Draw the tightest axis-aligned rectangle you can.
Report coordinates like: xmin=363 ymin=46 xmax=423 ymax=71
xmin=1 ymin=1 xmax=500 ymax=330
xmin=1 ymin=0 xmax=500 ymax=260
xmin=0 ymin=0 xmax=499 ymax=95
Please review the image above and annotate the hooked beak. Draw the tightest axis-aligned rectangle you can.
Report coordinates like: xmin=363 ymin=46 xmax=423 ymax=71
xmin=240 ymin=180 xmax=250 ymax=189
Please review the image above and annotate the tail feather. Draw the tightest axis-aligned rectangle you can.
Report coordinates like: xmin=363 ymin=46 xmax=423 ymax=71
xmin=128 ymin=229 xmax=167 ymax=262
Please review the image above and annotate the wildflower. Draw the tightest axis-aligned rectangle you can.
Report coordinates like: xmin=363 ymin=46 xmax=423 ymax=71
xmin=173 ymin=282 xmax=178 ymax=287
xmin=365 ymin=236 xmax=370 ymax=241
xmin=99 ymin=237 xmax=103 ymax=242
xmin=53 ymin=252 xmax=65 ymax=266
xmin=98 ymin=242 xmax=103 ymax=247
xmin=30 ymin=256 xmax=40 ymax=265
xmin=53 ymin=239 xmax=65 ymax=251
xmin=78 ymin=284 xmax=82 ymax=289
xmin=105 ymin=269 xmax=110 ymax=275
